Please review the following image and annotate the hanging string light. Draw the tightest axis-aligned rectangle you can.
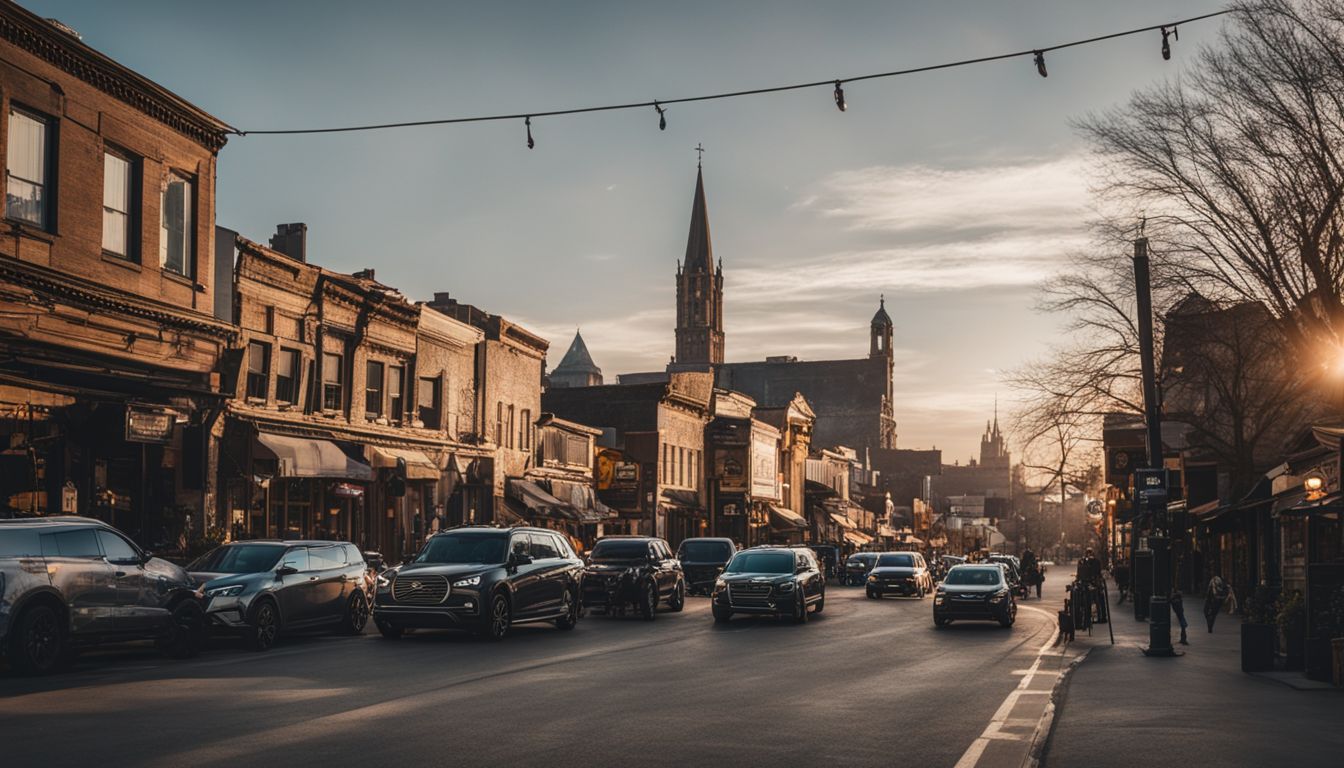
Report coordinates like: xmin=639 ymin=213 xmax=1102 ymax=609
xmin=1161 ymin=25 xmax=1178 ymax=60
xmin=525 ymin=116 xmax=534 ymax=149
xmin=229 ymin=10 xmax=1230 ymax=140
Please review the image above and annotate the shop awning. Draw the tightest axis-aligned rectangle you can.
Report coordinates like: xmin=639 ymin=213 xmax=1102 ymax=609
xmin=829 ymin=512 xmax=857 ymax=530
xmin=507 ymin=479 xmax=575 ymax=519
xmin=844 ymin=530 xmax=873 ymax=547
xmin=660 ymin=489 xmax=702 ymax=512
xmin=1282 ymin=491 xmax=1343 ymax=517
xmin=877 ymin=524 xmax=897 ymax=539
xmin=256 ymin=432 xmax=373 ymax=481
xmin=768 ymin=504 xmax=807 ymax=530
xmin=365 ymin=445 xmax=440 ymax=480
xmin=550 ymin=478 xmax=617 ymax=524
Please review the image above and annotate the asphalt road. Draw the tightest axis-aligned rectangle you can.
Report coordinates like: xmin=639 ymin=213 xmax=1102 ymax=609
xmin=1 ymin=585 xmax=1057 ymax=768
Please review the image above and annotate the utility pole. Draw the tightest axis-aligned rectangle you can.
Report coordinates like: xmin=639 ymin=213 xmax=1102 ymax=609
xmin=1133 ymin=236 xmax=1175 ymax=657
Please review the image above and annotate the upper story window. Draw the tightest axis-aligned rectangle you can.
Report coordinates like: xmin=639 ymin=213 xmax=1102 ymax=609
xmin=365 ymin=360 xmax=385 ymax=418
xmin=321 ymin=351 xmax=343 ymax=412
xmin=276 ymin=349 xmax=300 ymax=405
xmin=388 ymin=366 xmax=404 ymax=424
xmin=246 ymin=341 xmax=270 ymax=401
xmin=6 ymin=107 xmax=52 ymax=230
xmin=102 ymin=151 xmax=135 ymax=259
xmin=160 ymin=171 xmax=194 ymax=278
xmin=418 ymin=377 xmax=442 ymax=430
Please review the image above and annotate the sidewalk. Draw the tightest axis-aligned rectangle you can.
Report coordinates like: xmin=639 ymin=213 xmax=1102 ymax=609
xmin=1042 ymin=581 xmax=1344 ymax=767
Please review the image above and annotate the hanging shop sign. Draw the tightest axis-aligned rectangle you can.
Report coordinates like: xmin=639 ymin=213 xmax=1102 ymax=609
xmin=125 ymin=405 xmax=175 ymax=444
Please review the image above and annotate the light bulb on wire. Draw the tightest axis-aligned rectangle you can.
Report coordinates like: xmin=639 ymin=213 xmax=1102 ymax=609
xmin=1161 ymin=26 xmax=1178 ymax=60
xmin=1034 ymin=50 xmax=1048 ymax=78
xmin=655 ymin=102 xmax=667 ymax=131
xmin=833 ymin=80 xmax=846 ymax=112
xmin=525 ymin=116 xmax=534 ymax=149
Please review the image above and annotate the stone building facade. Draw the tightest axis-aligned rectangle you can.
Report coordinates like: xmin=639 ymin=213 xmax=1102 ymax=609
xmin=0 ymin=6 xmax=233 ymax=545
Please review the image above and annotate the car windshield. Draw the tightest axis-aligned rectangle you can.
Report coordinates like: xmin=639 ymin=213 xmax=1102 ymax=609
xmin=189 ymin=544 xmax=284 ymax=574
xmin=848 ymin=554 xmax=876 ymax=565
xmin=679 ymin=540 xmax=733 ymax=561
xmin=725 ymin=551 xmax=794 ymax=574
xmin=590 ymin=540 xmax=652 ymax=561
xmin=877 ymin=554 xmax=915 ymax=567
xmin=416 ymin=533 xmax=507 ymax=565
xmin=944 ymin=567 xmax=1003 ymax=586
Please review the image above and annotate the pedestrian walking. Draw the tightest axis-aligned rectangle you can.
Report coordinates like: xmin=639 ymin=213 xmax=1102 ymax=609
xmin=1171 ymin=588 xmax=1189 ymax=645
xmin=1205 ymin=574 xmax=1230 ymax=632
xmin=1113 ymin=559 xmax=1131 ymax=604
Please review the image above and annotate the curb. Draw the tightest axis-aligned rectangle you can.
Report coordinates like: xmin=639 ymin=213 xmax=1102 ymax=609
xmin=1022 ymin=643 xmax=1090 ymax=768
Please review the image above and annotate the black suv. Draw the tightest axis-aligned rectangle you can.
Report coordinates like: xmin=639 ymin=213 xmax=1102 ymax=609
xmin=189 ymin=541 xmax=373 ymax=651
xmin=840 ymin=552 xmax=879 ymax=585
xmin=581 ymin=536 xmax=685 ymax=619
xmin=676 ymin=537 xmax=736 ymax=595
xmin=711 ymin=546 xmax=825 ymax=624
xmin=0 ymin=517 xmax=202 ymax=674
xmin=373 ymin=526 xmax=583 ymax=641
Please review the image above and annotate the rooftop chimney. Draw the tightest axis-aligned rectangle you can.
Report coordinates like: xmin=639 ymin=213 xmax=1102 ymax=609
xmin=269 ymin=223 xmax=307 ymax=263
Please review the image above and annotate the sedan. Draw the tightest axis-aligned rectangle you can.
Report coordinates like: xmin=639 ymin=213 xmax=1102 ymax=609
xmin=933 ymin=564 xmax=1017 ymax=628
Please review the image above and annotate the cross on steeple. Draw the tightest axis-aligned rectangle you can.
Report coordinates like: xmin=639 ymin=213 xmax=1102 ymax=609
xmin=695 ymin=143 xmax=705 ymax=167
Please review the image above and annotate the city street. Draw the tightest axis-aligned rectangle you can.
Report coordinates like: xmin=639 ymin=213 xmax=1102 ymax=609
xmin=2 ymin=587 xmax=1058 ymax=768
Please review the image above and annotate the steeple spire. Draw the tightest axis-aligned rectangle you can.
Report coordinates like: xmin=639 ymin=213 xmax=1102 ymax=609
xmin=683 ymin=163 xmax=713 ymax=272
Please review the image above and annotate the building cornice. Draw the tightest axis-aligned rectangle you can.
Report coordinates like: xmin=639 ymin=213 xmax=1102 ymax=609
xmin=0 ymin=2 xmax=233 ymax=152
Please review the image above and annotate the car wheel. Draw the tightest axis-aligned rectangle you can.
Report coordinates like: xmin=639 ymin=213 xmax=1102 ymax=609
xmin=934 ymin=617 xmax=950 ymax=628
xmin=10 ymin=603 xmax=66 ymax=675
xmin=712 ymin=604 xmax=732 ymax=624
xmin=866 ymin=588 xmax=878 ymax=599
xmin=791 ymin=591 xmax=808 ymax=624
xmin=669 ymin=580 xmax=686 ymax=612
xmin=246 ymin=598 xmax=280 ymax=652
xmin=375 ymin=620 xmax=403 ymax=640
xmin=341 ymin=590 xmax=369 ymax=635
xmin=813 ymin=591 xmax=825 ymax=614
xmin=159 ymin=599 xmax=206 ymax=659
xmin=483 ymin=594 xmax=511 ymax=641
xmin=555 ymin=588 xmax=579 ymax=631
xmin=639 ymin=580 xmax=658 ymax=621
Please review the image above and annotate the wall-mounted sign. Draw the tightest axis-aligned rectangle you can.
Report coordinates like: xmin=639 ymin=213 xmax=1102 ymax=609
xmin=715 ymin=448 xmax=747 ymax=492
xmin=125 ymin=405 xmax=175 ymax=444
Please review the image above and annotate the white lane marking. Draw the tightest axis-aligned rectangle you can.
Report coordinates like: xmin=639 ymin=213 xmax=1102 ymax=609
xmin=953 ymin=606 xmax=1061 ymax=768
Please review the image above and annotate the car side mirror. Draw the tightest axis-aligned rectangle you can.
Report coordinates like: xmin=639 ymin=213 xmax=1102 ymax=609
xmin=276 ymin=565 xmax=298 ymax=577
xmin=509 ymin=552 xmax=533 ymax=568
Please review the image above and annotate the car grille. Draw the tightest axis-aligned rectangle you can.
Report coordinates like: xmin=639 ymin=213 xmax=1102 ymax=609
xmin=392 ymin=574 xmax=449 ymax=605
xmin=685 ymin=566 xmax=719 ymax=582
xmin=729 ymin=582 xmax=773 ymax=608
xmin=951 ymin=593 xmax=987 ymax=602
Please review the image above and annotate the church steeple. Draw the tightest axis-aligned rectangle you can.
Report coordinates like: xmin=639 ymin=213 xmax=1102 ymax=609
xmin=674 ymin=158 xmax=724 ymax=367
xmin=870 ymin=295 xmax=893 ymax=360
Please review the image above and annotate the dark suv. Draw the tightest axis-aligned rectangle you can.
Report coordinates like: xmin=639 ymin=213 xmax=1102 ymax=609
xmin=0 ymin=517 xmax=202 ymax=674
xmin=373 ymin=526 xmax=583 ymax=641
xmin=189 ymin=540 xmax=373 ymax=651
xmin=581 ymin=536 xmax=685 ymax=619
xmin=840 ymin=552 xmax=879 ymax=585
xmin=676 ymin=537 xmax=736 ymax=595
xmin=711 ymin=546 xmax=825 ymax=624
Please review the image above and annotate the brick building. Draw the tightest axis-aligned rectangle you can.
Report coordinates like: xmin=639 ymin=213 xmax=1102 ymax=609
xmin=0 ymin=6 xmax=234 ymax=546
xmin=543 ymin=371 xmax=711 ymax=546
xmin=219 ymin=232 xmax=490 ymax=560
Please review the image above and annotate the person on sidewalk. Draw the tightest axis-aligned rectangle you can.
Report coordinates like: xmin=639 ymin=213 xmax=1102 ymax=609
xmin=1113 ymin=558 xmax=1131 ymax=604
xmin=1171 ymin=588 xmax=1189 ymax=645
xmin=1205 ymin=574 xmax=1230 ymax=632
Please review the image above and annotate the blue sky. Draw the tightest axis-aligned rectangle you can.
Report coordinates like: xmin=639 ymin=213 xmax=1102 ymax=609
xmin=24 ymin=0 xmax=1227 ymax=461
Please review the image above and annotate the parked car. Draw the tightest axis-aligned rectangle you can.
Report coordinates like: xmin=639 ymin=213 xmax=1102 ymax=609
xmin=866 ymin=551 xmax=934 ymax=599
xmin=189 ymin=540 xmax=371 ymax=651
xmin=711 ymin=546 xmax=825 ymax=624
xmin=676 ymin=537 xmax=736 ymax=595
xmin=808 ymin=542 xmax=842 ymax=580
xmin=988 ymin=555 xmax=1028 ymax=598
xmin=840 ymin=552 xmax=880 ymax=585
xmin=933 ymin=564 xmax=1018 ymax=628
xmin=0 ymin=516 xmax=203 ymax=675
xmin=582 ymin=536 xmax=685 ymax=618
xmin=372 ymin=526 xmax=582 ymax=641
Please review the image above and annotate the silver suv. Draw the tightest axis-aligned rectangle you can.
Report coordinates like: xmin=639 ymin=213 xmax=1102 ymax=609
xmin=0 ymin=517 xmax=202 ymax=674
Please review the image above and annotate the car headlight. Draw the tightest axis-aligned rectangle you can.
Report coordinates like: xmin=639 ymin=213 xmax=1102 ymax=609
xmin=713 ymin=578 xmax=726 ymax=591
xmin=376 ymin=572 xmax=392 ymax=588
xmin=206 ymin=584 xmax=245 ymax=598
xmin=993 ymin=588 xmax=1010 ymax=601
xmin=934 ymin=594 xmax=945 ymax=605
xmin=776 ymin=581 xmax=795 ymax=592
xmin=453 ymin=575 xmax=482 ymax=588
xmin=867 ymin=575 xmax=878 ymax=582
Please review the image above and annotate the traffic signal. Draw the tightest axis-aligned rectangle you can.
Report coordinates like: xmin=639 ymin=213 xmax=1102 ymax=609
xmin=388 ymin=456 xmax=407 ymax=498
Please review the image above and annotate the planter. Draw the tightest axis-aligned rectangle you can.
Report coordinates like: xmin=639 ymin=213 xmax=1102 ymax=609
xmin=1333 ymin=638 xmax=1344 ymax=688
xmin=1306 ymin=637 xmax=1333 ymax=682
xmin=1284 ymin=618 xmax=1306 ymax=671
xmin=1241 ymin=623 xmax=1275 ymax=673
